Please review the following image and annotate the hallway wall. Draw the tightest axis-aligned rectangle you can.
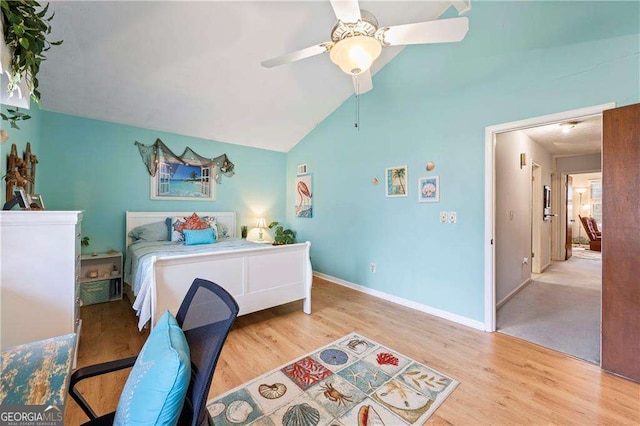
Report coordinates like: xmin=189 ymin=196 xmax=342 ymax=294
xmin=496 ymin=130 xmax=552 ymax=304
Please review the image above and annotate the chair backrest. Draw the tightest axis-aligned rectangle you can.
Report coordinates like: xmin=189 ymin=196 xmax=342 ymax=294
xmin=579 ymin=215 xmax=601 ymax=241
xmin=175 ymin=278 xmax=239 ymax=426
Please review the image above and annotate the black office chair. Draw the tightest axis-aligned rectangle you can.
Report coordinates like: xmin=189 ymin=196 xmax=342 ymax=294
xmin=69 ymin=278 xmax=239 ymax=425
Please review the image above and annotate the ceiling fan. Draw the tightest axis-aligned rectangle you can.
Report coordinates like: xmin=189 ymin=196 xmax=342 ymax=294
xmin=261 ymin=0 xmax=470 ymax=94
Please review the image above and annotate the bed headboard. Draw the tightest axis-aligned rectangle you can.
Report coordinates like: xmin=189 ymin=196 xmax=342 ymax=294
xmin=125 ymin=211 xmax=236 ymax=248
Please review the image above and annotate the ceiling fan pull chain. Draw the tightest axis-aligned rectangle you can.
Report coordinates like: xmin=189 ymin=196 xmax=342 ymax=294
xmin=354 ymin=78 xmax=360 ymax=129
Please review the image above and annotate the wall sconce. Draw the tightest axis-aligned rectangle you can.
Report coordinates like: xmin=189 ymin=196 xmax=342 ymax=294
xmin=520 ymin=153 xmax=527 ymax=169
xmin=256 ymin=217 xmax=267 ymax=242
xmin=372 ymin=177 xmax=379 ymax=185
xmin=426 ymin=162 xmax=435 ymax=172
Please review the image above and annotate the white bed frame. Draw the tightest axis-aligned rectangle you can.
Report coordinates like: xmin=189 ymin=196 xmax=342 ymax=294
xmin=125 ymin=211 xmax=312 ymax=327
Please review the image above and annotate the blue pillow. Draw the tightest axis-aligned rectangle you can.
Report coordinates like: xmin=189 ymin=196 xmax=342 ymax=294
xmin=183 ymin=228 xmax=215 ymax=245
xmin=129 ymin=221 xmax=169 ymax=242
xmin=114 ymin=311 xmax=191 ymax=425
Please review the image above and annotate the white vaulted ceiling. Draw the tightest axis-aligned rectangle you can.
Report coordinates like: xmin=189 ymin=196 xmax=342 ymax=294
xmin=38 ymin=1 xmax=452 ymax=152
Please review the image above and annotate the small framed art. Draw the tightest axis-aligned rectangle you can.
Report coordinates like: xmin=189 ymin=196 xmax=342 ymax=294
xmin=385 ymin=165 xmax=408 ymax=197
xmin=297 ymin=163 xmax=308 ymax=176
xmin=418 ymin=176 xmax=440 ymax=203
xmin=295 ymin=174 xmax=313 ymax=218
xmin=29 ymin=194 xmax=45 ymax=209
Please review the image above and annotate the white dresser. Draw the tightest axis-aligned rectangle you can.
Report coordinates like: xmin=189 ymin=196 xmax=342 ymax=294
xmin=0 ymin=211 xmax=83 ymax=350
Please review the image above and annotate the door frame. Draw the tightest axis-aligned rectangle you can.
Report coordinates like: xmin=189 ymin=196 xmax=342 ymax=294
xmin=483 ymin=102 xmax=614 ymax=332
xmin=531 ymin=162 xmax=542 ymax=274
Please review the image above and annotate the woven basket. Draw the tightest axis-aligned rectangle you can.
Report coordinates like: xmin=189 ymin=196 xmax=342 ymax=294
xmin=81 ymin=280 xmax=110 ymax=305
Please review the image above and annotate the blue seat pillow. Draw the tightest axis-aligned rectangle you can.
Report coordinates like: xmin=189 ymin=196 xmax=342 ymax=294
xmin=183 ymin=228 xmax=216 ymax=246
xmin=114 ymin=311 xmax=191 ymax=425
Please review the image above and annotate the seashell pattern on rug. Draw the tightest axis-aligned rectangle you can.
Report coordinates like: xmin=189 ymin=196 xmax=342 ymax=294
xmin=259 ymin=383 xmax=287 ymax=399
xmin=282 ymin=403 xmax=321 ymax=426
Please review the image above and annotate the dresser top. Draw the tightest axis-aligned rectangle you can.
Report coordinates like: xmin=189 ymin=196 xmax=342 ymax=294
xmin=0 ymin=210 xmax=83 ymax=225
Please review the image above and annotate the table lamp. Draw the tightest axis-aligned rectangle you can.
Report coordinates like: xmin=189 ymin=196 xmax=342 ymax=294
xmin=256 ymin=218 xmax=267 ymax=242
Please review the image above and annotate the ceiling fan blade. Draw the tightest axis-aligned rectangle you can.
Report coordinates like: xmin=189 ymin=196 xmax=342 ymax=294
xmin=330 ymin=0 xmax=361 ymax=23
xmin=261 ymin=42 xmax=333 ymax=68
xmin=352 ymin=70 xmax=372 ymax=94
xmin=377 ymin=17 xmax=469 ymax=46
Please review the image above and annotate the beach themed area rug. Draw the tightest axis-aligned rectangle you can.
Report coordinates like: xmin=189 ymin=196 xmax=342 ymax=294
xmin=206 ymin=333 xmax=459 ymax=425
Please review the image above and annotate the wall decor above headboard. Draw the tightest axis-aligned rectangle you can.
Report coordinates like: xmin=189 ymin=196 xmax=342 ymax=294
xmin=134 ymin=138 xmax=235 ymax=184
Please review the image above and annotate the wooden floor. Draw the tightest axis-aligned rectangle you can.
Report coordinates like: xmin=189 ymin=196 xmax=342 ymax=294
xmin=66 ymin=278 xmax=640 ymax=425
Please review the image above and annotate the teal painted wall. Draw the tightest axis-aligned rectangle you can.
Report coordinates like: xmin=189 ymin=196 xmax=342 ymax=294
xmin=38 ymin=112 xmax=286 ymax=253
xmin=287 ymin=2 xmax=640 ymax=322
xmin=1 ymin=104 xmax=43 ymax=202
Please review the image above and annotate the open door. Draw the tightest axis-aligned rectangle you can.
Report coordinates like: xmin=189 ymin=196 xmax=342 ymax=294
xmin=602 ymin=103 xmax=640 ymax=382
xmin=565 ymin=175 xmax=573 ymax=260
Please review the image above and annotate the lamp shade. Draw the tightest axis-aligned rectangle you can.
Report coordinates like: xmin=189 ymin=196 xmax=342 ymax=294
xmin=256 ymin=218 xmax=267 ymax=228
xmin=575 ymin=187 xmax=587 ymax=194
xmin=329 ymin=35 xmax=382 ymax=75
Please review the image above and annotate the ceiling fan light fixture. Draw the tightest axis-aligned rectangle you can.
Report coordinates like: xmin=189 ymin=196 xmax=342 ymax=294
xmin=329 ymin=35 xmax=381 ymax=75
xmin=559 ymin=121 xmax=578 ymax=134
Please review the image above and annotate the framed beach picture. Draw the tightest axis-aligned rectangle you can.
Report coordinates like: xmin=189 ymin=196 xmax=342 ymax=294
xmin=418 ymin=176 xmax=440 ymax=203
xmin=151 ymin=160 xmax=216 ymax=200
xmin=385 ymin=165 xmax=408 ymax=197
xmin=295 ymin=174 xmax=313 ymax=218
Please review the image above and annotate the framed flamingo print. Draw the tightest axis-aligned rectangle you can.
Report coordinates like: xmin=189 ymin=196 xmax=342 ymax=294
xmin=295 ymin=174 xmax=313 ymax=218
xmin=386 ymin=165 xmax=408 ymax=197
xmin=418 ymin=176 xmax=440 ymax=203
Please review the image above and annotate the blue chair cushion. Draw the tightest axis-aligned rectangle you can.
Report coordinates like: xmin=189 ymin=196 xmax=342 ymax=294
xmin=114 ymin=311 xmax=191 ymax=425
xmin=183 ymin=228 xmax=215 ymax=245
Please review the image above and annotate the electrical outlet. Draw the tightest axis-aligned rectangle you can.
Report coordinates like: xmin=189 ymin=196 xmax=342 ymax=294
xmin=448 ymin=211 xmax=457 ymax=224
xmin=440 ymin=212 xmax=448 ymax=223
xmin=370 ymin=263 xmax=376 ymax=273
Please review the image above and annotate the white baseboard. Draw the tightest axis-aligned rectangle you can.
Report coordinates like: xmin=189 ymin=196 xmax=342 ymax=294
xmin=313 ymin=271 xmax=486 ymax=331
xmin=541 ymin=262 xmax=552 ymax=273
xmin=496 ymin=278 xmax=531 ymax=309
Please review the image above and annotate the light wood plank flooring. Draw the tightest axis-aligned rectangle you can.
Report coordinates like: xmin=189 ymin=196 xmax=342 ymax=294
xmin=66 ymin=278 xmax=640 ymax=425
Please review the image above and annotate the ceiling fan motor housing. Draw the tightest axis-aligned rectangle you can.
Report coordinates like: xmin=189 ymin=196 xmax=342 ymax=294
xmin=329 ymin=10 xmax=382 ymax=75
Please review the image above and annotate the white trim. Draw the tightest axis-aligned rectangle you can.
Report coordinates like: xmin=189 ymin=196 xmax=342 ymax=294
xmin=496 ymin=278 xmax=531 ymax=309
xmin=541 ymin=262 xmax=552 ymax=273
xmin=314 ymin=271 xmax=486 ymax=331
xmin=484 ymin=102 xmax=615 ymax=332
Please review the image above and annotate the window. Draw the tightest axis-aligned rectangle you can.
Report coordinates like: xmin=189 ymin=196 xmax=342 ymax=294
xmin=589 ymin=180 xmax=602 ymax=227
xmin=158 ymin=162 xmax=171 ymax=195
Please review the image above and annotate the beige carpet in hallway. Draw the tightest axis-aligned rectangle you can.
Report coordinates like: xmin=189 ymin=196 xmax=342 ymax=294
xmin=497 ymin=255 xmax=602 ymax=364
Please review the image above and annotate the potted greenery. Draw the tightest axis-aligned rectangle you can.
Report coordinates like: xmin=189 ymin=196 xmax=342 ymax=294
xmin=1 ymin=0 xmax=62 ymax=128
xmin=268 ymin=222 xmax=296 ymax=245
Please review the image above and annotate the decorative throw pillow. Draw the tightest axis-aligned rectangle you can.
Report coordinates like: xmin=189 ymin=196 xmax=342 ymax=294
xmin=167 ymin=213 xmax=210 ymax=243
xmin=129 ymin=221 xmax=169 ymax=242
xmin=114 ymin=311 xmax=190 ymax=425
xmin=184 ymin=228 xmax=215 ymax=245
xmin=201 ymin=216 xmax=220 ymax=240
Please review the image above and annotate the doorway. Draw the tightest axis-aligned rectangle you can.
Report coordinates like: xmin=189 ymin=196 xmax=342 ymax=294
xmin=485 ymin=103 xmax=611 ymax=364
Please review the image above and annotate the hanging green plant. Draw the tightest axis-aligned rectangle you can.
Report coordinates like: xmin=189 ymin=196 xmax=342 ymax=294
xmin=1 ymin=0 xmax=62 ymax=103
